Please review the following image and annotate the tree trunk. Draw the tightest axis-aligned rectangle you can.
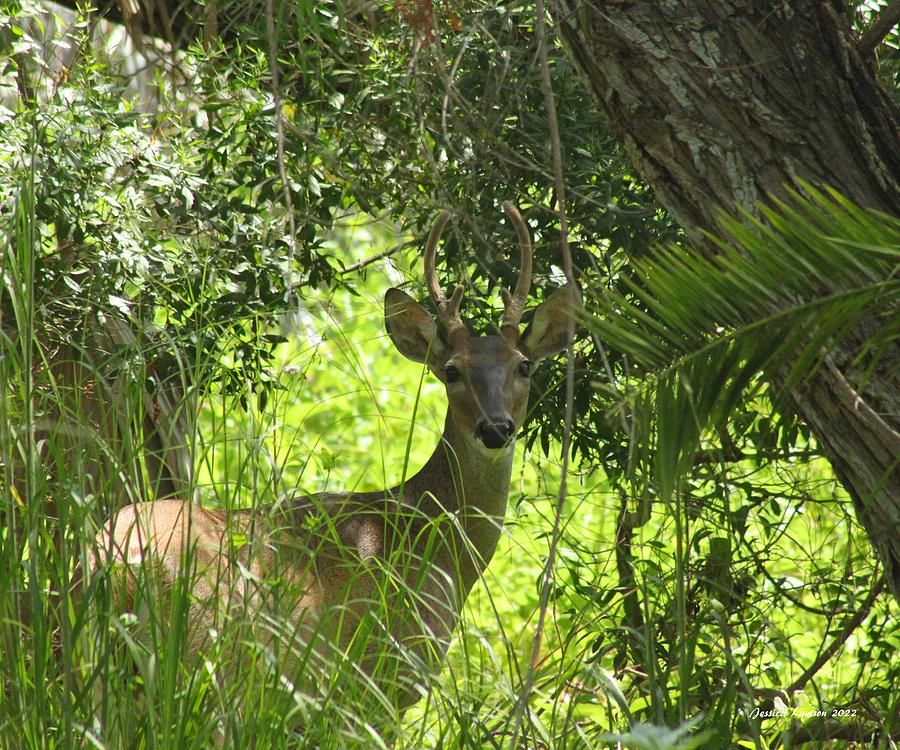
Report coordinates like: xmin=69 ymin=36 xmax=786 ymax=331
xmin=555 ymin=0 xmax=900 ymax=601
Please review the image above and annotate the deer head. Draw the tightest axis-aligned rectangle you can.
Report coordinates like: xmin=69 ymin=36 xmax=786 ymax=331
xmin=385 ymin=203 xmax=581 ymax=454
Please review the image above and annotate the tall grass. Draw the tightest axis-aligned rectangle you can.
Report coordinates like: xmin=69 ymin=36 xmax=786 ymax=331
xmin=2 ymin=136 xmax=893 ymax=750
xmin=0 ymin=169 xmax=595 ymax=748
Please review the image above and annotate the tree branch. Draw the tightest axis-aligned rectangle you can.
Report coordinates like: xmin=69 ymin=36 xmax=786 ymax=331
xmin=789 ymin=717 xmax=880 ymax=745
xmin=786 ymin=573 xmax=885 ymax=694
xmin=692 ymin=448 xmax=820 ymax=465
xmin=614 ymin=489 xmax=646 ymax=669
xmin=857 ymin=0 xmax=900 ymax=57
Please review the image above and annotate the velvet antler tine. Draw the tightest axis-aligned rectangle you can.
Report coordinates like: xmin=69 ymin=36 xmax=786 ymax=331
xmin=500 ymin=202 xmax=534 ymax=340
xmin=423 ymin=210 xmax=467 ymax=342
xmin=424 ymin=210 xmax=452 ymax=306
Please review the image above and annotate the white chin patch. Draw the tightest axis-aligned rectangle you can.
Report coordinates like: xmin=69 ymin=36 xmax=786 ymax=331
xmin=473 ymin=438 xmax=514 ymax=458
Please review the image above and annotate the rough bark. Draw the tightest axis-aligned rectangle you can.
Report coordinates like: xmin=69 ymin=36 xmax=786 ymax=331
xmin=555 ymin=0 xmax=900 ymax=601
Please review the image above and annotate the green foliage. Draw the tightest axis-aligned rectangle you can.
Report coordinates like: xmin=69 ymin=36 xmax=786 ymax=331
xmin=580 ymin=187 xmax=898 ymax=745
xmin=594 ymin=186 xmax=900 ymax=489
xmin=1 ymin=11 xmax=341 ymax=409
xmin=0 ymin=2 xmax=897 ymax=750
xmin=203 ymin=0 xmax=679 ymax=459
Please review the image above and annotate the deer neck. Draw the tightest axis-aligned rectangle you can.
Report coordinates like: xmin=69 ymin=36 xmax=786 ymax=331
xmin=401 ymin=410 xmax=514 ymax=593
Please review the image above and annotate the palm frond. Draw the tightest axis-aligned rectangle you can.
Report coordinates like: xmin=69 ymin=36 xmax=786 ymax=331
xmin=591 ymin=184 xmax=900 ymax=491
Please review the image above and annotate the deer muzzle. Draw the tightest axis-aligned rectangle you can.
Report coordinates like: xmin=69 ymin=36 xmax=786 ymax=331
xmin=475 ymin=418 xmax=516 ymax=449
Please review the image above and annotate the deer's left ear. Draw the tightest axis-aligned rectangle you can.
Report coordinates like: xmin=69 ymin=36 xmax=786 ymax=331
xmin=519 ymin=283 xmax=582 ymax=361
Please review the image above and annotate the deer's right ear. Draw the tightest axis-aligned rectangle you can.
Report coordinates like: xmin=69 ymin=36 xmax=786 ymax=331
xmin=385 ymin=288 xmax=447 ymax=364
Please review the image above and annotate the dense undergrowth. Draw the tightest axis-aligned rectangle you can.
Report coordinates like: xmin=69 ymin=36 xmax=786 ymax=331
xmin=0 ymin=3 xmax=896 ymax=748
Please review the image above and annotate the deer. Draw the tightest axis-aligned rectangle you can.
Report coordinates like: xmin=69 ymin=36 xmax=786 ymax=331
xmin=87 ymin=202 xmax=581 ymax=734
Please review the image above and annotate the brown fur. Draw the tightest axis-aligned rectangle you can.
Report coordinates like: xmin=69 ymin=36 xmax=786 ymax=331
xmin=88 ymin=267 xmax=580 ymax=714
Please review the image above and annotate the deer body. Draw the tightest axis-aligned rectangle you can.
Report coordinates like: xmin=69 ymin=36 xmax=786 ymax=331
xmin=90 ymin=204 xmax=579 ymax=715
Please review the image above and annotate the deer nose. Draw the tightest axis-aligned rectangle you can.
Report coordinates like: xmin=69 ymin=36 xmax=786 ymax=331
xmin=476 ymin=418 xmax=516 ymax=449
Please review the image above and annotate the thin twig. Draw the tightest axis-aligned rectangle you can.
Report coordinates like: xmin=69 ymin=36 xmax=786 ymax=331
xmin=510 ymin=0 xmax=577 ymax=744
xmin=339 ymin=239 xmax=418 ymax=275
xmin=265 ymin=0 xmax=297 ymax=291
xmin=756 ymin=565 xmax=844 ymax=618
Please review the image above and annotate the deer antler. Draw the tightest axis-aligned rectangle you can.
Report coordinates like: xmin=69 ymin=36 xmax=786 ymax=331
xmin=424 ymin=210 xmax=467 ymax=343
xmin=499 ymin=202 xmax=533 ymax=342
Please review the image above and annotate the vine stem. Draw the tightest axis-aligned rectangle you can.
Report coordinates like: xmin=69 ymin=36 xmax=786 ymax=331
xmin=509 ymin=0 xmax=577 ymax=744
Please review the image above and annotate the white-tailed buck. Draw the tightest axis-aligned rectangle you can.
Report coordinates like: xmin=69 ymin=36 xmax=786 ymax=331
xmin=89 ymin=203 xmax=580 ymax=727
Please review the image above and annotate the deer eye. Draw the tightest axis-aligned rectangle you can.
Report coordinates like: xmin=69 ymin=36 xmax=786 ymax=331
xmin=443 ymin=363 xmax=461 ymax=383
xmin=517 ymin=359 xmax=532 ymax=378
